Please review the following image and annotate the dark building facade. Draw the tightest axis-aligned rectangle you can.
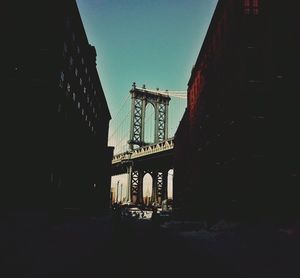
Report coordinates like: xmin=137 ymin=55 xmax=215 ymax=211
xmin=4 ymin=1 xmax=113 ymax=213
xmin=174 ymin=0 xmax=299 ymax=222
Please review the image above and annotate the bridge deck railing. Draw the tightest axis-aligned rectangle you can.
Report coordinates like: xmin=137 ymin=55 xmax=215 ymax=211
xmin=112 ymin=137 xmax=174 ymax=164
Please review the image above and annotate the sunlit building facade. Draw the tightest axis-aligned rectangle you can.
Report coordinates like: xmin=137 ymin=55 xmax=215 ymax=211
xmin=4 ymin=1 xmax=113 ymax=213
xmin=174 ymin=0 xmax=299 ymax=221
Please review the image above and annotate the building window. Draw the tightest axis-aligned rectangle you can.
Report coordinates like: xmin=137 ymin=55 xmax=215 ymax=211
xmin=69 ymin=56 xmax=73 ymax=66
xmin=244 ymin=0 xmax=259 ymax=15
xmin=244 ymin=0 xmax=250 ymax=14
xmin=79 ymin=78 xmax=82 ymax=86
xmin=253 ymin=0 xmax=259 ymax=15
xmin=77 ymin=45 xmax=80 ymax=54
xmin=75 ymin=67 xmax=78 ymax=76
xmin=81 ymin=108 xmax=85 ymax=116
xmin=73 ymin=92 xmax=76 ymax=101
xmin=94 ymin=90 xmax=96 ymax=96
xmin=77 ymin=102 xmax=80 ymax=109
xmin=85 ymin=67 xmax=88 ymax=74
xmin=67 ymin=83 xmax=71 ymax=92
xmin=81 ymin=57 xmax=84 ymax=64
xmin=83 ymin=87 xmax=87 ymax=94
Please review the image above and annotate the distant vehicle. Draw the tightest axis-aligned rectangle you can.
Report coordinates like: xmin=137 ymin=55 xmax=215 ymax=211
xmin=126 ymin=207 xmax=144 ymax=219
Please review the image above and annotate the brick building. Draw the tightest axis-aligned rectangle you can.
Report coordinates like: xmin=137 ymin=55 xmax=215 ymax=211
xmin=4 ymin=1 xmax=113 ymax=213
xmin=174 ymin=0 xmax=299 ymax=221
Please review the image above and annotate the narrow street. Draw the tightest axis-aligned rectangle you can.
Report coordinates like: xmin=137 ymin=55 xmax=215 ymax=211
xmin=1 ymin=209 xmax=299 ymax=278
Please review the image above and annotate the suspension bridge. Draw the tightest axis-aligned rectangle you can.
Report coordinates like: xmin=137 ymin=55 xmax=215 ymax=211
xmin=109 ymin=82 xmax=186 ymax=205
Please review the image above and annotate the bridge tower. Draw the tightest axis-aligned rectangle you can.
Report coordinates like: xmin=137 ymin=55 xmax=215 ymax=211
xmin=125 ymin=83 xmax=171 ymax=205
xmin=128 ymin=82 xmax=171 ymax=150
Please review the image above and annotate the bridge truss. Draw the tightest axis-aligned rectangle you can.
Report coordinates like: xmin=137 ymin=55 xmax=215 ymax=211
xmin=110 ymin=83 xmax=186 ymax=205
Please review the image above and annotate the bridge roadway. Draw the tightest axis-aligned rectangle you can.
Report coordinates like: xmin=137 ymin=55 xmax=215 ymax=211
xmin=111 ymin=138 xmax=174 ymax=176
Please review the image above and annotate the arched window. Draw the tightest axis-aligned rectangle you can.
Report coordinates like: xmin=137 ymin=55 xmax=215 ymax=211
xmin=144 ymin=103 xmax=155 ymax=144
xmin=143 ymin=173 xmax=153 ymax=205
xmin=167 ymin=169 xmax=173 ymax=200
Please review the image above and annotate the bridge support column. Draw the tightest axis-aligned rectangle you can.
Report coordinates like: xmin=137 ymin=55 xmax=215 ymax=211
xmin=138 ymin=170 xmax=144 ymax=204
xmin=157 ymin=172 xmax=163 ymax=204
xmin=161 ymin=170 xmax=168 ymax=201
xmin=131 ymin=169 xmax=144 ymax=204
xmin=126 ymin=163 xmax=132 ymax=203
xmin=154 ymin=102 xmax=159 ymax=143
xmin=152 ymin=171 xmax=167 ymax=205
xmin=152 ymin=170 xmax=169 ymax=204
xmin=141 ymin=97 xmax=146 ymax=145
xmin=131 ymin=169 xmax=138 ymax=204
xmin=151 ymin=172 xmax=157 ymax=204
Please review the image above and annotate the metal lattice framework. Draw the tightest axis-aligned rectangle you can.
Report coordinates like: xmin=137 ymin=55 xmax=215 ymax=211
xmin=156 ymin=172 xmax=163 ymax=200
xmin=131 ymin=97 xmax=144 ymax=146
xmin=112 ymin=83 xmax=186 ymax=205
xmin=131 ymin=170 xmax=140 ymax=203
xmin=128 ymin=83 xmax=170 ymax=150
xmin=157 ymin=103 xmax=167 ymax=142
xmin=112 ymin=138 xmax=173 ymax=204
xmin=131 ymin=170 xmax=168 ymax=204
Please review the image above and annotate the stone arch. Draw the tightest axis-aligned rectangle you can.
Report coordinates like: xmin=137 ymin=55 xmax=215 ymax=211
xmin=144 ymin=102 xmax=155 ymax=144
xmin=167 ymin=169 xmax=173 ymax=200
xmin=142 ymin=172 xmax=153 ymax=205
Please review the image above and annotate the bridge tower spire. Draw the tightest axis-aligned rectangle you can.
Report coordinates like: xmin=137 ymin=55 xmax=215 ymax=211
xmin=128 ymin=82 xmax=171 ymax=150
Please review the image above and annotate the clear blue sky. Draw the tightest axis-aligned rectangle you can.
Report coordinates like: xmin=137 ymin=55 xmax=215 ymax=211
xmin=76 ymin=0 xmax=218 ymax=121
